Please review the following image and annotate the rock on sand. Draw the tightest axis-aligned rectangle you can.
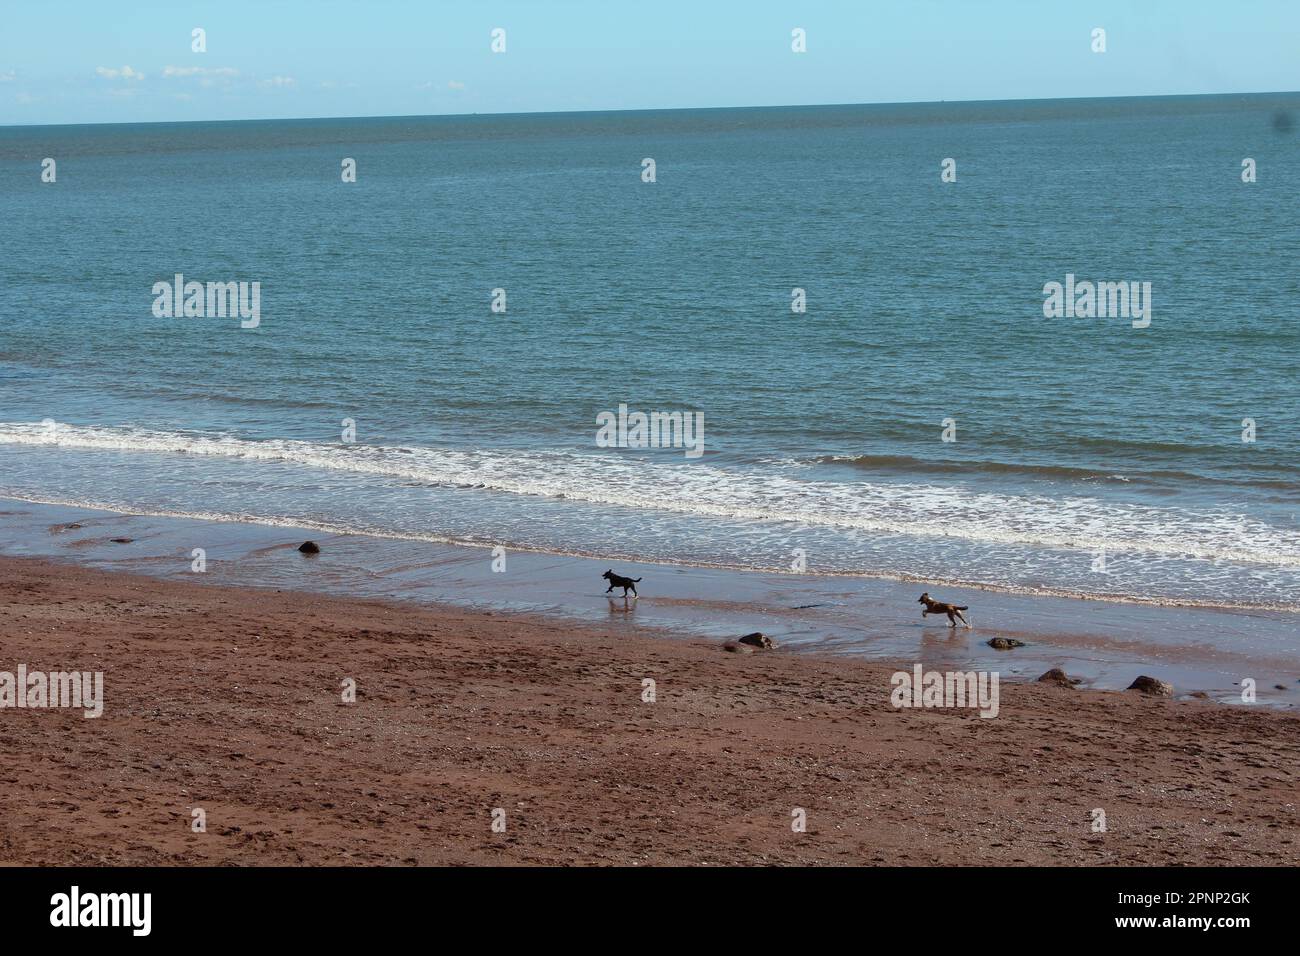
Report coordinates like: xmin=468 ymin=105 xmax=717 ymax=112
xmin=1127 ymin=675 xmax=1173 ymax=697
xmin=1037 ymin=668 xmax=1081 ymax=687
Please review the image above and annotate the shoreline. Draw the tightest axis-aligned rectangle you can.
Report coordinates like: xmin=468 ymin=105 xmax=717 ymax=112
xmin=0 ymin=554 xmax=1297 ymax=865
xmin=5 ymin=489 xmax=1295 ymax=615
xmin=2 ymin=497 xmax=1298 ymax=706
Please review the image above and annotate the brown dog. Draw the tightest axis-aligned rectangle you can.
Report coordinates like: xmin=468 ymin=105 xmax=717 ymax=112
xmin=918 ymin=592 xmax=971 ymax=628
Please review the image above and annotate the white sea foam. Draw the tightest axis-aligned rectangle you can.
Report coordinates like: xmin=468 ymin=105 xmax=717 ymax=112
xmin=2 ymin=420 xmax=1297 ymax=569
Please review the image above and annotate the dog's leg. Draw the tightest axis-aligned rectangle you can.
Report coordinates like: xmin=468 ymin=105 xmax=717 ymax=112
xmin=606 ymin=585 xmax=614 ymax=593
xmin=630 ymin=584 xmax=637 ymax=597
xmin=956 ymin=610 xmax=971 ymax=627
xmin=948 ymin=611 xmax=957 ymax=627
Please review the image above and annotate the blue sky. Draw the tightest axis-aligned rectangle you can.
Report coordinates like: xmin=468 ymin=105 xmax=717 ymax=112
xmin=2 ymin=0 xmax=1297 ymax=126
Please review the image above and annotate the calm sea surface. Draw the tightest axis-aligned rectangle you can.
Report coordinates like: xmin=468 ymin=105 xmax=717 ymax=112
xmin=2 ymin=95 xmax=1298 ymax=608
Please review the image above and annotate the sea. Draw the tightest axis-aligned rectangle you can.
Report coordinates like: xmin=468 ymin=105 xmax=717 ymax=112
xmin=2 ymin=93 xmax=1299 ymax=617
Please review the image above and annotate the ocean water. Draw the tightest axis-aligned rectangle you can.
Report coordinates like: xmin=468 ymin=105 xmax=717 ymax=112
xmin=2 ymin=94 xmax=1299 ymax=610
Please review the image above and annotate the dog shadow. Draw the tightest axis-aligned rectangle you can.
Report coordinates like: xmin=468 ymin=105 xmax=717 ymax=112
xmin=914 ymin=618 xmax=971 ymax=637
xmin=607 ymin=596 xmax=637 ymax=616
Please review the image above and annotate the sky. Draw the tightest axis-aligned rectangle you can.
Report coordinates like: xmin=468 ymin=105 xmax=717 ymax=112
xmin=1 ymin=0 xmax=1298 ymax=126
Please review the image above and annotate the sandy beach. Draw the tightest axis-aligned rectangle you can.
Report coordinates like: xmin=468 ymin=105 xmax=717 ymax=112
xmin=1 ymin=554 xmax=1296 ymax=867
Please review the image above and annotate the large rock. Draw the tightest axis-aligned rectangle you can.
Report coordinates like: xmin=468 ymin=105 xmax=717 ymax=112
xmin=1127 ymin=675 xmax=1173 ymax=697
xmin=298 ymin=541 xmax=321 ymax=555
xmin=1037 ymin=668 xmax=1081 ymax=687
xmin=987 ymin=637 xmax=1025 ymax=650
xmin=722 ymin=641 xmax=755 ymax=654
xmin=737 ymin=632 xmax=774 ymax=649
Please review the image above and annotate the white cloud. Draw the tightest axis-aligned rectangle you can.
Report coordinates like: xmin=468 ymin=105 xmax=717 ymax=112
xmin=260 ymin=75 xmax=296 ymax=88
xmin=0 ymin=70 xmax=16 ymax=83
xmin=448 ymin=80 xmax=465 ymax=91
xmin=162 ymin=65 xmax=238 ymax=79
xmin=95 ymin=65 xmax=145 ymax=81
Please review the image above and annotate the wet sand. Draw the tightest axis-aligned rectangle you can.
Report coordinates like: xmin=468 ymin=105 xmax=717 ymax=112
xmin=2 ymin=498 xmax=1299 ymax=705
xmin=0 ymin=554 xmax=1297 ymax=866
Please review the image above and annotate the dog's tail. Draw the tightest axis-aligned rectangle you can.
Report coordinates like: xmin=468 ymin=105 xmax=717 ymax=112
xmin=632 ymin=577 xmax=642 ymax=582
xmin=956 ymin=605 xmax=968 ymax=610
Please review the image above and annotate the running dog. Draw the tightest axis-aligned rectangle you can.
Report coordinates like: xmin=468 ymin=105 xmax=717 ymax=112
xmin=918 ymin=592 xmax=971 ymax=627
xmin=603 ymin=570 xmax=641 ymax=597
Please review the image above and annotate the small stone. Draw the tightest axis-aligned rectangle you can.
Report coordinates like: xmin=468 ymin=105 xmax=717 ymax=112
xmin=987 ymin=637 xmax=1025 ymax=650
xmin=1037 ymin=668 xmax=1080 ymax=687
xmin=1127 ymin=675 xmax=1173 ymax=697
xmin=298 ymin=541 xmax=321 ymax=555
xmin=737 ymin=632 xmax=774 ymax=649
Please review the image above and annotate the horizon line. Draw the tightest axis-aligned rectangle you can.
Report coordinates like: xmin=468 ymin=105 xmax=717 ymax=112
xmin=4 ymin=88 xmax=1297 ymax=132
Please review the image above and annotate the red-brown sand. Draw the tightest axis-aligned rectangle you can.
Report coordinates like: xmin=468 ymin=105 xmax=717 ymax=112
xmin=0 ymin=556 xmax=1296 ymax=866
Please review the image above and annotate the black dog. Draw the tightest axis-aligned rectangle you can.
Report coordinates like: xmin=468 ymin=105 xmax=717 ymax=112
xmin=603 ymin=569 xmax=641 ymax=597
